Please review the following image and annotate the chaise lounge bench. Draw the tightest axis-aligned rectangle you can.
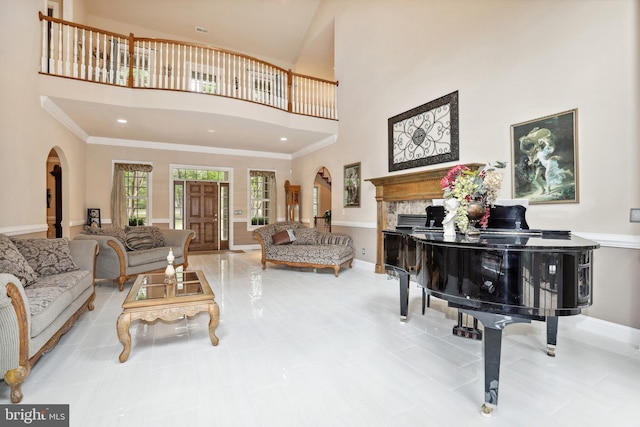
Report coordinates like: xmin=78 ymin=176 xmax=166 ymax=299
xmin=253 ymin=221 xmax=354 ymax=277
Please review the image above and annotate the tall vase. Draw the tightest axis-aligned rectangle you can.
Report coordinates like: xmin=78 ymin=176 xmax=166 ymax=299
xmin=466 ymin=201 xmax=485 ymax=235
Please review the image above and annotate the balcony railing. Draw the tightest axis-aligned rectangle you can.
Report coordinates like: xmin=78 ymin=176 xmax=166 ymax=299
xmin=38 ymin=13 xmax=338 ymax=120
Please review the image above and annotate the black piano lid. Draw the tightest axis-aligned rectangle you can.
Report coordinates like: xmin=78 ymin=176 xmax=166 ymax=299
xmin=409 ymin=230 xmax=600 ymax=250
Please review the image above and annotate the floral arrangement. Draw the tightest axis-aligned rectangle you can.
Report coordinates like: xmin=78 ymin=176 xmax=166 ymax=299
xmin=440 ymin=162 xmax=505 ymax=233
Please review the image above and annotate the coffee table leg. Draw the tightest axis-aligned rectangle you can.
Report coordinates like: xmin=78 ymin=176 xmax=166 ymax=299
xmin=116 ymin=312 xmax=132 ymax=362
xmin=208 ymin=302 xmax=220 ymax=346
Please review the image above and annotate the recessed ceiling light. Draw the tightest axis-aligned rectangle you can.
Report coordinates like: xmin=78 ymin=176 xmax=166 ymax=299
xmin=206 ymin=129 xmax=216 ymax=133
xmin=117 ymin=119 xmax=127 ymax=124
xmin=280 ymin=137 xmax=288 ymax=141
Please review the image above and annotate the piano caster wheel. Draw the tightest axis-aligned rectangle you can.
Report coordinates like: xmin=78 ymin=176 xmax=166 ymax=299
xmin=546 ymin=345 xmax=556 ymax=357
xmin=480 ymin=403 xmax=494 ymax=417
xmin=400 ymin=315 xmax=407 ymax=322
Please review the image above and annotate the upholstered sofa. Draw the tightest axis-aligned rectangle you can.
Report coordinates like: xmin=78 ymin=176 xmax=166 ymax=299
xmin=75 ymin=226 xmax=195 ymax=291
xmin=253 ymin=221 xmax=354 ymax=277
xmin=0 ymin=234 xmax=98 ymax=403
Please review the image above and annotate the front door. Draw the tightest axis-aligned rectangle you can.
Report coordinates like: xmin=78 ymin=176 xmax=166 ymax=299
xmin=186 ymin=181 xmax=218 ymax=251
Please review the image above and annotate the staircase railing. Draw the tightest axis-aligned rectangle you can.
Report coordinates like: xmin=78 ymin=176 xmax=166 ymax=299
xmin=38 ymin=13 xmax=338 ymax=120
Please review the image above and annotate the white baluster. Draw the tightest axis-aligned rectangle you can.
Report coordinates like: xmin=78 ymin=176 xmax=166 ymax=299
xmin=87 ymin=31 xmax=93 ymax=80
xmin=101 ymin=34 xmax=107 ymax=82
xmin=109 ymin=36 xmax=115 ymax=84
xmin=94 ymin=33 xmax=100 ymax=81
xmin=333 ymin=83 xmax=338 ymax=119
xmin=80 ymin=29 xmax=86 ymax=79
xmin=55 ymin=22 xmax=62 ymax=74
xmin=151 ymin=41 xmax=156 ymax=88
xmin=72 ymin=27 xmax=78 ymax=78
xmin=232 ymin=55 xmax=236 ymax=98
xmin=170 ymin=43 xmax=175 ymax=89
xmin=206 ymin=48 xmax=210 ymax=93
xmin=174 ymin=43 xmax=179 ymax=90
xmin=159 ymin=42 xmax=164 ymax=88
xmin=51 ymin=22 xmax=57 ymax=74
xmin=41 ymin=19 xmax=47 ymax=72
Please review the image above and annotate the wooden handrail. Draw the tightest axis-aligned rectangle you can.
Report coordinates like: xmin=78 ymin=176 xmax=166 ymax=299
xmin=38 ymin=12 xmax=339 ymax=120
xmin=38 ymin=11 xmax=127 ymax=39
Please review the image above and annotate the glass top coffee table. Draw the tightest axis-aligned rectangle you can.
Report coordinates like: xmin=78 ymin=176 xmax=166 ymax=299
xmin=116 ymin=270 xmax=220 ymax=362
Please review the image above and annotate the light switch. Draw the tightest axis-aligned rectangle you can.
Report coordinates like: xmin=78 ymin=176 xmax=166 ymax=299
xmin=630 ymin=209 xmax=640 ymax=222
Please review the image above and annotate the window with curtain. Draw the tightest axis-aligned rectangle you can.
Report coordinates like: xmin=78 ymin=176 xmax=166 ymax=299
xmin=249 ymin=170 xmax=276 ymax=226
xmin=111 ymin=163 xmax=152 ymax=228
xmin=124 ymin=170 xmax=149 ymax=225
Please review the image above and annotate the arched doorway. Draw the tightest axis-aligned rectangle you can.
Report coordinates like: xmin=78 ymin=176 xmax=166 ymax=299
xmin=46 ymin=149 xmax=62 ymax=238
xmin=313 ymin=166 xmax=332 ymax=231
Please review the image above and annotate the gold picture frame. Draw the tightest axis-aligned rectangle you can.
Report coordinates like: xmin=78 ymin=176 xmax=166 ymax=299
xmin=511 ymin=109 xmax=579 ymax=204
xmin=344 ymin=162 xmax=361 ymax=208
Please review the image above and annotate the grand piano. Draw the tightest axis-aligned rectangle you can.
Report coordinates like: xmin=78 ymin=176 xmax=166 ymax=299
xmin=383 ymin=216 xmax=599 ymax=416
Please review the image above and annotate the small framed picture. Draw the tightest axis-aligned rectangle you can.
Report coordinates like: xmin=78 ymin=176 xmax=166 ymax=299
xmin=511 ymin=109 xmax=578 ymax=204
xmin=344 ymin=162 xmax=361 ymax=208
xmin=87 ymin=208 xmax=101 ymax=228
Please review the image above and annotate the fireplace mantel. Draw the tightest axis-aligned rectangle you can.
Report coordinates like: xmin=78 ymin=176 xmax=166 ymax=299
xmin=365 ymin=163 xmax=483 ymax=273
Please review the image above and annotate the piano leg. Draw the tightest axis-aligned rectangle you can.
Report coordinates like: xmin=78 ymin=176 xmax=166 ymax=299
xmin=546 ymin=316 xmax=558 ymax=357
xmin=460 ymin=310 xmax=530 ymax=417
xmin=421 ymin=287 xmax=430 ymax=314
xmin=398 ymin=269 xmax=410 ymax=321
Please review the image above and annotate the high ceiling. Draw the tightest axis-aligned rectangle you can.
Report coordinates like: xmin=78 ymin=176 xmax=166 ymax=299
xmin=83 ymin=0 xmax=327 ymax=66
xmin=45 ymin=0 xmax=336 ymax=157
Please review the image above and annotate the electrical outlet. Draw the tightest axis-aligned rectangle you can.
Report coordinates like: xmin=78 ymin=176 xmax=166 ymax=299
xmin=361 ymin=248 xmax=365 ymax=255
xmin=630 ymin=208 xmax=640 ymax=222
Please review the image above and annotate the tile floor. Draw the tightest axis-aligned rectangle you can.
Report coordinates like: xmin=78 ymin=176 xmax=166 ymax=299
xmin=2 ymin=251 xmax=639 ymax=426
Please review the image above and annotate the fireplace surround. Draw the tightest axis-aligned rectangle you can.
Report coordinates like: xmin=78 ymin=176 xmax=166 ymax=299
xmin=366 ymin=163 xmax=482 ymax=273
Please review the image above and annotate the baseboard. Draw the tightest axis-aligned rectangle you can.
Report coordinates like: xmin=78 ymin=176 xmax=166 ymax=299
xmin=562 ymin=314 xmax=640 ymax=348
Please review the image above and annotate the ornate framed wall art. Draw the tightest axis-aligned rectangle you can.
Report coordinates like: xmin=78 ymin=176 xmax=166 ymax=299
xmin=511 ymin=109 xmax=578 ymax=204
xmin=388 ymin=91 xmax=459 ymax=172
xmin=344 ymin=162 xmax=361 ymax=207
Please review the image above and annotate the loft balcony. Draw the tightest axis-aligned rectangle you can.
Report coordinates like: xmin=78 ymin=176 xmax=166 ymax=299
xmin=37 ymin=13 xmax=339 ymax=156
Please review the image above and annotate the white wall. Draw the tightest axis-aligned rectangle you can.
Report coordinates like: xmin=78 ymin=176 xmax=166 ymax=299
xmin=0 ymin=0 xmax=88 ymax=236
xmin=294 ymin=0 xmax=640 ymax=329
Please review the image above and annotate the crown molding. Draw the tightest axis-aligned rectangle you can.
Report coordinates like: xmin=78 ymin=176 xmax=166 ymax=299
xmin=87 ymin=136 xmax=292 ymax=160
xmin=40 ymin=96 xmax=89 ymax=141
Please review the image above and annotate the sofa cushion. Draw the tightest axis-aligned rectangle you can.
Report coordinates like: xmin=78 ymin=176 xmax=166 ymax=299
xmin=125 ymin=226 xmax=165 ymax=251
xmin=127 ymin=247 xmax=172 ymax=267
xmin=272 ymin=230 xmax=295 ymax=245
xmin=25 ymin=270 xmax=92 ymax=337
xmin=266 ymin=244 xmax=353 ymax=266
xmin=0 ymin=234 xmax=39 ymax=287
xmin=83 ymin=225 xmax=127 ymax=246
xmin=33 ymin=269 xmax=92 ymax=301
xmin=292 ymin=227 xmax=317 ymax=245
xmin=316 ymin=233 xmax=352 ymax=246
xmin=12 ymin=237 xmax=79 ymax=277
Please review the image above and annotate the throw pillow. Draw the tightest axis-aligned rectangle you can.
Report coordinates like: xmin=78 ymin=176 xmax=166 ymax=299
xmin=272 ymin=230 xmax=292 ymax=245
xmin=83 ymin=226 xmax=127 ymax=246
xmin=293 ymin=227 xmax=317 ymax=245
xmin=125 ymin=226 xmax=165 ymax=251
xmin=0 ymin=234 xmax=39 ymax=287
xmin=11 ymin=237 xmax=79 ymax=277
